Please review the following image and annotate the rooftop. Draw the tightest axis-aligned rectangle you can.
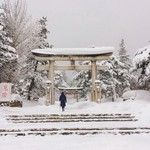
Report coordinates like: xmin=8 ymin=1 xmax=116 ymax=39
xmin=32 ymin=47 xmax=114 ymax=56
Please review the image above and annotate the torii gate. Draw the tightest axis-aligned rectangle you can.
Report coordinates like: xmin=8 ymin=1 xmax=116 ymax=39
xmin=32 ymin=47 xmax=114 ymax=105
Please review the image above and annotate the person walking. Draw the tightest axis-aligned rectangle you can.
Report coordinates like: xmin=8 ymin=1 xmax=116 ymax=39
xmin=59 ymin=92 xmax=67 ymax=111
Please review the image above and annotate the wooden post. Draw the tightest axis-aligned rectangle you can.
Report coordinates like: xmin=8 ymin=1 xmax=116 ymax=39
xmin=76 ymin=90 xmax=79 ymax=102
xmin=91 ymin=60 xmax=97 ymax=102
xmin=48 ymin=60 xmax=55 ymax=105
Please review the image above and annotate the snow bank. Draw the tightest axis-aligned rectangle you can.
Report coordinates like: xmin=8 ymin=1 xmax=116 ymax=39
xmin=122 ymin=90 xmax=150 ymax=101
xmin=0 ymin=90 xmax=150 ymax=150
xmin=11 ymin=94 xmax=22 ymax=101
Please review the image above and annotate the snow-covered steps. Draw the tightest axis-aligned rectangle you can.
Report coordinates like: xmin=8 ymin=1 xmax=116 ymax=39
xmin=0 ymin=127 xmax=150 ymax=136
xmin=5 ymin=113 xmax=137 ymax=123
xmin=2 ymin=113 xmax=144 ymax=136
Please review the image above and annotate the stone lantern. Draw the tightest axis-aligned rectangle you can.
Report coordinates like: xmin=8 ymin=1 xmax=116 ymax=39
xmin=45 ymin=80 xmax=52 ymax=105
xmin=95 ymin=80 xmax=101 ymax=103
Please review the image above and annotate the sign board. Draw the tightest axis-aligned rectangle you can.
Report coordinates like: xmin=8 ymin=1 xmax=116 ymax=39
xmin=0 ymin=83 xmax=12 ymax=101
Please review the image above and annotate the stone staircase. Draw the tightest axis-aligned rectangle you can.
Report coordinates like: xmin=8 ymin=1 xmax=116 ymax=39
xmin=6 ymin=113 xmax=137 ymax=123
xmin=1 ymin=127 xmax=150 ymax=136
xmin=1 ymin=113 xmax=149 ymax=136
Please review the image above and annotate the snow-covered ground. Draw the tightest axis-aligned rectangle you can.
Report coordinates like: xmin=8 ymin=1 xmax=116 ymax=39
xmin=0 ymin=90 xmax=150 ymax=150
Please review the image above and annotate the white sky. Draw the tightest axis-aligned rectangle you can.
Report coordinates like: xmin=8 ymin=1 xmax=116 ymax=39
xmin=1 ymin=0 xmax=150 ymax=57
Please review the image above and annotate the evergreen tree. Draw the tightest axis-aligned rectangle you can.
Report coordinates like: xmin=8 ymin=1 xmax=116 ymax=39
xmin=73 ymin=56 xmax=133 ymax=100
xmin=55 ymin=71 xmax=68 ymax=88
xmin=118 ymin=39 xmax=127 ymax=63
xmin=132 ymin=45 xmax=150 ymax=90
xmin=97 ymin=56 xmax=132 ymax=99
xmin=73 ymin=61 xmax=92 ymax=99
xmin=38 ymin=17 xmax=50 ymax=48
xmin=73 ymin=70 xmax=91 ymax=99
xmin=0 ymin=8 xmax=17 ymax=82
xmin=1 ymin=0 xmax=51 ymax=99
xmin=19 ymin=16 xmax=50 ymax=100
xmin=118 ymin=39 xmax=132 ymax=67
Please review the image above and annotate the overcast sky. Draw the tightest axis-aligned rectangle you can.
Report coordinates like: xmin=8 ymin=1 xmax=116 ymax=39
xmin=3 ymin=0 xmax=150 ymax=56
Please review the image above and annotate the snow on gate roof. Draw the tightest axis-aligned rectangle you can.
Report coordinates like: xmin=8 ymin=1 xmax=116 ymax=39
xmin=32 ymin=47 xmax=114 ymax=56
xmin=58 ymin=87 xmax=83 ymax=90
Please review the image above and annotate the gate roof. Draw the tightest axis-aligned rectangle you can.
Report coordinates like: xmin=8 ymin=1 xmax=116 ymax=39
xmin=32 ymin=47 xmax=114 ymax=56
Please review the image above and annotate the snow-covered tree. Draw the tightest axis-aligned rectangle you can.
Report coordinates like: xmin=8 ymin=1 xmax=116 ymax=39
xmin=73 ymin=61 xmax=92 ymax=98
xmin=118 ymin=39 xmax=132 ymax=67
xmin=73 ymin=70 xmax=91 ymax=98
xmin=0 ymin=0 xmax=51 ymax=99
xmin=73 ymin=56 xmax=133 ymax=100
xmin=132 ymin=45 xmax=150 ymax=90
xmin=2 ymin=0 xmax=37 ymax=51
xmin=118 ymin=39 xmax=127 ymax=62
xmin=55 ymin=71 xmax=68 ymax=88
xmin=38 ymin=17 xmax=50 ymax=49
xmin=18 ymin=16 xmax=51 ymax=100
xmin=1 ymin=0 xmax=42 ymax=76
xmin=118 ymin=39 xmax=135 ymax=89
xmin=97 ymin=56 xmax=133 ymax=99
xmin=0 ymin=8 xmax=17 ymax=82
xmin=22 ymin=16 xmax=50 ymax=78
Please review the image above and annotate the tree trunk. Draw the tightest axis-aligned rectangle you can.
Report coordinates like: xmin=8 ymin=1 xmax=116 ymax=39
xmin=27 ymin=61 xmax=38 ymax=100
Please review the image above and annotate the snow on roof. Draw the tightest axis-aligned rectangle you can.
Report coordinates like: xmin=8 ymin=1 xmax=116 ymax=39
xmin=133 ymin=45 xmax=150 ymax=65
xmin=32 ymin=47 xmax=114 ymax=56
xmin=58 ymin=87 xmax=83 ymax=90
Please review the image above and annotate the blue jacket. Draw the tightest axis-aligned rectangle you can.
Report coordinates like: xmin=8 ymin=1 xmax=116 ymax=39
xmin=59 ymin=92 xmax=67 ymax=107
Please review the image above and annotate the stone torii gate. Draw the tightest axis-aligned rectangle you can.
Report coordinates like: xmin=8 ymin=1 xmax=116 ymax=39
xmin=32 ymin=47 xmax=113 ymax=105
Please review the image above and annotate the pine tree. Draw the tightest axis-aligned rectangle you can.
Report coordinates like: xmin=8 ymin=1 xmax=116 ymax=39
xmin=118 ymin=39 xmax=132 ymax=67
xmin=38 ymin=17 xmax=50 ymax=48
xmin=55 ymin=71 xmax=68 ymax=88
xmin=1 ymin=0 xmax=51 ymax=99
xmin=72 ymin=56 xmax=133 ymax=100
xmin=73 ymin=61 xmax=92 ymax=99
xmin=132 ymin=45 xmax=150 ymax=90
xmin=19 ymin=16 xmax=50 ymax=100
xmin=118 ymin=39 xmax=127 ymax=63
xmin=97 ymin=56 xmax=132 ymax=99
xmin=16 ymin=16 xmax=66 ymax=100
xmin=0 ymin=8 xmax=17 ymax=82
xmin=73 ymin=70 xmax=91 ymax=99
